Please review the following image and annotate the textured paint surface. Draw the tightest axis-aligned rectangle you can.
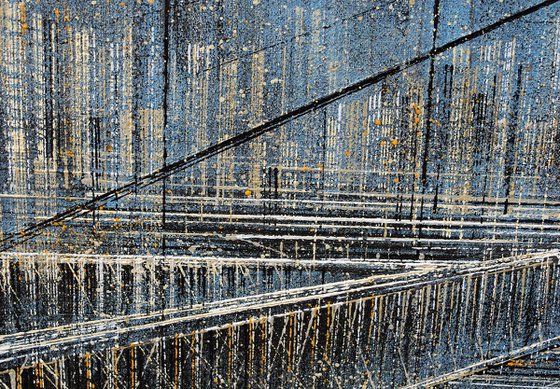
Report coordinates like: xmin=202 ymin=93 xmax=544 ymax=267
xmin=0 ymin=0 xmax=560 ymax=387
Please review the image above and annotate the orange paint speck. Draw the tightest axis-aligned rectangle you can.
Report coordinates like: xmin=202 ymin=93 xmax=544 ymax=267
xmin=245 ymin=190 xmax=252 ymax=196
xmin=344 ymin=151 xmax=351 ymax=156
xmin=391 ymin=139 xmax=398 ymax=145
xmin=19 ymin=3 xmax=28 ymax=34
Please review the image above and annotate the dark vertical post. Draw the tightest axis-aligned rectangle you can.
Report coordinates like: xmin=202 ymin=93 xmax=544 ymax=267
xmin=419 ymin=0 xmax=441 ymax=232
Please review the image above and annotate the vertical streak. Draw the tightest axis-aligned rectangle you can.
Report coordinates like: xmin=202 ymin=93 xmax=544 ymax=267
xmin=191 ymin=332 xmax=196 ymax=389
xmin=287 ymin=312 xmax=294 ymax=373
xmin=228 ymin=324 xmax=233 ymax=385
xmin=113 ymin=348 xmax=119 ymax=389
xmin=16 ymin=367 xmax=22 ymax=389
xmin=503 ymin=65 xmax=523 ymax=214
xmin=160 ymin=1 xmax=173 ymax=384
xmin=419 ymin=0 xmax=441 ymax=226
xmin=174 ymin=334 xmax=179 ymax=389
xmin=321 ymin=109 xmax=328 ymax=207
xmin=261 ymin=318 xmax=267 ymax=381
xmin=43 ymin=17 xmax=54 ymax=160
xmin=161 ymin=0 xmax=172 ymax=254
xmin=248 ymin=318 xmax=253 ymax=387
xmin=131 ymin=346 xmax=136 ymax=389
xmin=85 ymin=353 xmax=91 ymax=389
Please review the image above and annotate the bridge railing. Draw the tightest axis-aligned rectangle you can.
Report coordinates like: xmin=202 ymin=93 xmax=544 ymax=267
xmin=0 ymin=251 xmax=558 ymax=387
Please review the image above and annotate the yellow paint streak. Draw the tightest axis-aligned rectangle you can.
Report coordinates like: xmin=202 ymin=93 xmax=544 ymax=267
xmin=191 ymin=332 xmax=196 ymax=389
xmin=260 ymin=318 xmax=267 ymax=378
xmin=85 ymin=352 xmax=92 ymax=389
xmin=113 ymin=348 xmax=119 ymax=389
xmin=228 ymin=324 xmax=233 ymax=385
xmin=130 ymin=346 xmax=135 ymax=389
xmin=366 ymin=295 xmax=376 ymax=353
xmin=16 ymin=367 xmax=22 ymax=389
xmin=34 ymin=362 xmax=44 ymax=389
xmin=310 ymin=305 xmax=318 ymax=361
xmin=324 ymin=303 xmax=331 ymax=362
xmin=174 ymin=335 xmax=179 ymax=389
xmin=19 ymin=3 xmax=27 ymax=35
xmin=507 ymin=359 xmax=534 ymax=367
xmin=287 ymin=312 xmax=294 ymax=373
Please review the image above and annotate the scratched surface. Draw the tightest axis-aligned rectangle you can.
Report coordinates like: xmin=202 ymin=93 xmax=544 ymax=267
xmin=1 ymin=0 xmax=560 ymax=387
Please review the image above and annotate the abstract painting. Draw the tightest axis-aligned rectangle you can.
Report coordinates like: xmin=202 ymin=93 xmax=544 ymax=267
xmin=1 ymin=0 xmax=560 ymax=387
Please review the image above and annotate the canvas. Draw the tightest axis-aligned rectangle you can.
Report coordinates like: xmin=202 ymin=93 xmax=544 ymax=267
xmin=1 ymin=0 xmax=560 ymax=387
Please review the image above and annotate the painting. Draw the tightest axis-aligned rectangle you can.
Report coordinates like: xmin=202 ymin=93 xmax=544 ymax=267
xmin=1 ymin=0 xmax=560 ymax=387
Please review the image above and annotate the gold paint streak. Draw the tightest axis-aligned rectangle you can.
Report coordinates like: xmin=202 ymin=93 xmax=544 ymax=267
xmin=191 ymin=332 xmax=196 ymax=389
xmin=287 ymin=312 xmax=294 ymax=373
xmin=113 ymin=348 xmax=119 ymax=389
xmin=130 ymin=346 xmax=136 ymax=389
xmin=310 ymin=305 xmax=318 ymax=362
xmin=19 ymin=3 xmax=27 ymax=35
xmin=228 ymin=324 xmax=233 ymax=385
xmin=174 ymin=334 xmax=179 ymax=389
xmin=324 ymin=303 xmax=331 ymax=362
xmin=85 ymin=352 xmax=92 ymax=389
xmin=260 ymin=318 xmax=267 ymax=378
xmin=16 ymin=367 xmax=21 ymax=389
xmin=366 ymin=295 xmax=376 ymax=353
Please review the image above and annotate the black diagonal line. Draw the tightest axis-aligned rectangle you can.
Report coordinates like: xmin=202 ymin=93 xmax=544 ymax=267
xmin=1 ymin=0 xmax=558 ymax=252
